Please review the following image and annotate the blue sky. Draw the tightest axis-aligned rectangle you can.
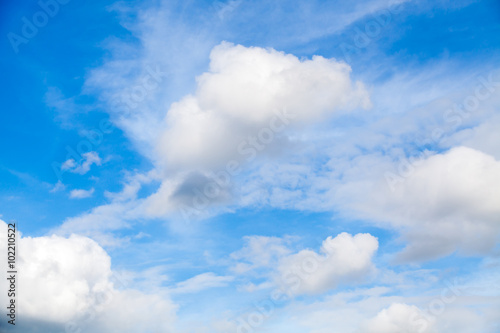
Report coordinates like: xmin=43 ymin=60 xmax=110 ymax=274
xmin=1 ymin=0 xmax=500 ymax=332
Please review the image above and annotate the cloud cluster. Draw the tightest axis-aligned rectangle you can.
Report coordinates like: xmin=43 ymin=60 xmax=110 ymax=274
xmin=142 ymin=42 xmax=371 ymax=218
xmin=240 ymin=144 xmax=500 ymax=262
xmin=0 ymin=220 xmax=176 ymax=333
xmin=247 ymin=283 xmax=500 ymax=333
xmin=229 ymin=233 xmax=378 ymax=296
xmin=276 ymin=232 xmax=378 ymax=294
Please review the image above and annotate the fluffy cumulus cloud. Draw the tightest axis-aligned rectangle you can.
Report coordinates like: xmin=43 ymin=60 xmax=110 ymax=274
xmin=0 ymin=220 xmax=176 ymax=333
xmin=336 ymin=146 xmax=500 ymax=261
xmin=157 ymin=42 xmax=370 ymax=171
xmin=144 ymin=42 xmax=371 ymax=217
xmin=276 ymin=233 xmax=378 ymax=295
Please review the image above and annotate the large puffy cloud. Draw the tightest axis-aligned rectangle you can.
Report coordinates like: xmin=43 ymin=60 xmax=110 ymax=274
xmin=335 ymin=146 xmax=500 ymax=261
xmin=84 ymin=0 xmax=398 ymax=160
xmin=157 ymin=42 xmax=370 ymax=172
xmin=18 ymin=234 xmax=112 ymax=323
xmin=0 ymin=220 xmax=176 ymax=333
xmin=276 ymin=232 xmax=378 ymax=294
xmin=144 ymin=42 xmax=370 ymax=217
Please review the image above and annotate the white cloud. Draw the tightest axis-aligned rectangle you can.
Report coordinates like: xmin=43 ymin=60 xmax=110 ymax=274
xmin=142 ymin=42 xmax=370 ymax=217
xmin=62 ymin=151 xmax=102 ymax=175
xmin=157 ymin=42 xmax=370 ymax=172
xmin=242 ymin=145 xmax=500 ymax=262
xmin=44 ymin=87 xmax=85 ymax=128
xmin=172 ymin=272 xmax=234 ymax=294
xmin=70 ymin=187 xmax=95 ymax=199
xmin=230 ymin=235 xmax=293 ymax=274
xmin=50 ymin=180 xmax=66 ymax=193
xmin=62 ymin=158 xmax=77 ymax=170
xmin=360 ymin=303 xmax=435 ymax=333
xmin=86 ymin=289 xmax=176 ymax=333
xmin=8 ymin=1 xmax=500 ymax=332
xmin=0 ymin=220 xmax=177 ymax=333
xmin=53 ymin=171 xmax=160 ymax=247
xmin=445 ymin=113 xmax=500 ymax=159
xmin=276 ymin=232 xmax=378 ymax=295
xmin=239 ymin=281 xmax=500 ymax=333
xmin=334 ymin=146 xmax=500 ymax=261
xmin=54 ymin=201 xmax=144 ymax=247
xmin=83 ymin=0 xmax=401 ymax=162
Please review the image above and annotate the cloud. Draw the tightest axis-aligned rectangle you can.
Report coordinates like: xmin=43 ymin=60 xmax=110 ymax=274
xmin=393 ymin=147 xmax=500 ymax=261
xmin=246 ymin=144 xmax=500 ymax=263
xmin=230 ymin=235 xmax=293 ymax=274
xmin=85 ymin=289 xmax=176 ymax=333
xmin=276 ymin=232 xmax=378 ymax=295
xmin=226 ymin=233 xmax=378 ymax=297
xmin=334 ymin=146 xmax=500 ymax=261
xmin=157 ymin=42 xmax=370 ymax=172
xmin=19 ymin=235 xmax=111 ymax=323
xmin=445 ymin=113 xmax=500 ymax=159
xmin=83 ymin=0 xmax=401 ymax=161
xmin=62 ymin=151 xmax=102 ymax=175
xmin=52 ymin=171 xmax=160 ymax=247
xmin=360 ymin=303 xmax=434 ymax=333
xmin=141 ymin=42 xmax=370 ymax=217
xmin=171 ymin=272 xmax=234 ymax=294
xmin=50 ymin=180 xmax=66 ymax=193
xmin=0 ymin=220 xmax=177 ymax=333
xmin=70 ymin=187 xmax=95 ymax=199
xmin=44 ymin=87 xmax=81 ymax=128
xmin=54 ymin=201 xmax=143 ymax=247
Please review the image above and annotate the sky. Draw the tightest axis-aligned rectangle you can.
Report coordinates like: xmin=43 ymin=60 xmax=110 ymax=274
xmin=0 ymin=0 xmax=500 ymax=332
